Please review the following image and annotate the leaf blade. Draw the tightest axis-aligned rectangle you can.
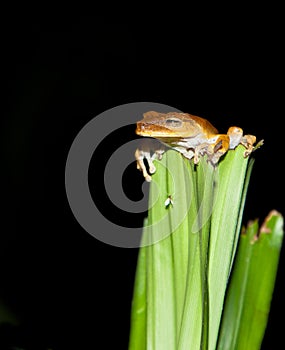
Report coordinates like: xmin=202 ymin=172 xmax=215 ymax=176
xmin=218 ymin=211 xmax=284 ymax=350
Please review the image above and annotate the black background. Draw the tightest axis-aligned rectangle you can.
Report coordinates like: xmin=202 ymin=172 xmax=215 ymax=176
xmin=2 ymin=13 xmax=284 ymax=349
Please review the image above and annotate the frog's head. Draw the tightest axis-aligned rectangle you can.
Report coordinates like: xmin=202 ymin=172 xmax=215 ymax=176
xmin=136 ymin=111 xmax=217 ymax=138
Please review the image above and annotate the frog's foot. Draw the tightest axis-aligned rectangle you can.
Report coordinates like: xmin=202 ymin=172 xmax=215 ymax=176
xmin=207 ymin=134 xmax=230 ymax=164
xmin=240 ymin=134 xmax=257 ymax=157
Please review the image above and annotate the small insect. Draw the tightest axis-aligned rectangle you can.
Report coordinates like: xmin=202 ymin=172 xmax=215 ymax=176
xmin=165 ymin=195 xmax=174 ymax=208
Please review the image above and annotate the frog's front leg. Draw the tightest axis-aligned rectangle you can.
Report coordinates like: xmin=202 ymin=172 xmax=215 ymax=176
xmin=135 ymin=149 xmax=155 ymax=182
xmin=135 ymin=139 xmax=167 ymax=182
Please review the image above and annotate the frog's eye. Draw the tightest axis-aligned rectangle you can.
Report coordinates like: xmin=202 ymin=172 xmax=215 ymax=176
xmin=165 ymin=118 xmax=183 ymax=128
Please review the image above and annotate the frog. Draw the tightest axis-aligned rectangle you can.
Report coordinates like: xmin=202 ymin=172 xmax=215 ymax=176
xmin=135 ymin=111 xmax=260 ymax=182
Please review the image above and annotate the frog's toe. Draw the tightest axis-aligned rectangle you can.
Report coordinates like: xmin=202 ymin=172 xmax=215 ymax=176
xmin=240 ymin=134 xmax=257 ymax=157
xmin=148 ymin=161 xmax=156 ymax=174
xmin=194 ymin=153 xmax=200 ymax=164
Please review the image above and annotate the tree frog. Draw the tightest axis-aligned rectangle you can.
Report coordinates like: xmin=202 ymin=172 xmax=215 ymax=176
xmin=135 ymin=111 xmax=259 ymax=182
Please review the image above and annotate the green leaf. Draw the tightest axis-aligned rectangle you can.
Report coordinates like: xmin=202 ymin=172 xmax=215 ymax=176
xmin=207 ymin=146 xmax=254 ymax=350
xmin=128 ymin=223 xmax=147 ymax=350
xmin=144 ymin=150 xmax=193 ymax=350
xmin=217 ymin=211 xmax=284 ymax=350
xmin=129 ymin=145 xmax=266 ymax=350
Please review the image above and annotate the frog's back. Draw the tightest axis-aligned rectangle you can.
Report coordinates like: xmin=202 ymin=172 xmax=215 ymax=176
xmin=182 ymin=113 xmax=219 ymax=136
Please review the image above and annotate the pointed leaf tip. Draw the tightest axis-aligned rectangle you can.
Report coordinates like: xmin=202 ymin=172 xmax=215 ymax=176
xmin=259 ymin=210 xmax=283 ymax=234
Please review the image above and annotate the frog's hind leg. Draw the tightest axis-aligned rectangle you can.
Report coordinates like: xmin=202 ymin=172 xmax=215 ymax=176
xmin=207 ymin=134 xmax=230 ymax=164
xmin=227 ymin=126 xmax=243 ymax=149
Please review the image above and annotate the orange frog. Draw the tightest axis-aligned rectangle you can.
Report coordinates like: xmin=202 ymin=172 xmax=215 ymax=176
xmin=135 ymin=111 xmax=259 ymax=181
